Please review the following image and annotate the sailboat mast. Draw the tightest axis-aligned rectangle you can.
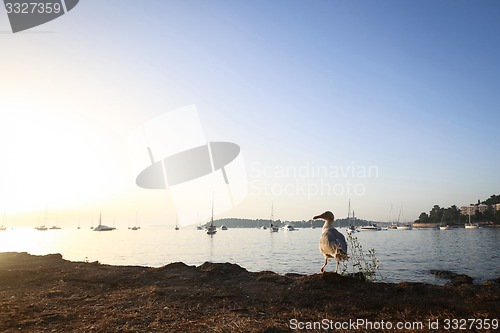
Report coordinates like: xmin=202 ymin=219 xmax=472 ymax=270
xmin=270 ymin=201 xmax=274 ymax=226
xmin=210 ymin=193 xmax=214 ymax=227
xmin=347 ymin=199 xmax=351 ymax=227
xmin=397 ymin=203 xmax=403 ymax=224
xmin=204 ymin=191 xmax=217 ymax=235
xmin=44 ymin=205 xmax=48 ymax=227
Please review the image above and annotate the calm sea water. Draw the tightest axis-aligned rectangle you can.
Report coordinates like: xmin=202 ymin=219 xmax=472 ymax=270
xmin=1 ymin=226 xmax=498 ymax=285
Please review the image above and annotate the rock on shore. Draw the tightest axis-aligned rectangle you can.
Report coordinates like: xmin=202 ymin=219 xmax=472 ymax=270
xmin=0 ymin=252 xmax=499 ymax=332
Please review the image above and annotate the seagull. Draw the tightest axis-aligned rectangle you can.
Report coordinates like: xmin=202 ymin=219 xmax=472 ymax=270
xmin=313 ymin=211 xmax=348 ymax=273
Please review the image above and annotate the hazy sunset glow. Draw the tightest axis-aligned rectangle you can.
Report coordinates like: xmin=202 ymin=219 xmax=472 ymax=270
xmin=1 ymin=1 xmax=499 ymax=226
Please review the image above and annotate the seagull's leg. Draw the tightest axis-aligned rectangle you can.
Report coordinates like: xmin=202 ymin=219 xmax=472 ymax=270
xmin=320 ymin=257 xmax=328 ymax=273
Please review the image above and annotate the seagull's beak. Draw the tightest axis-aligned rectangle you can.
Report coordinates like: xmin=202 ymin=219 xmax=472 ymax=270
xmin=313 ymin=214 xmax=324 ymax=220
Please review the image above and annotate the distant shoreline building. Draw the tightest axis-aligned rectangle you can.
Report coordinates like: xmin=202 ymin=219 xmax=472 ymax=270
xmin=460 ymin=203 xmax=495 ymax=215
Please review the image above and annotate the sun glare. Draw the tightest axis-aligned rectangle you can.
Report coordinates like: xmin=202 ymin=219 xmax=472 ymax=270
xmin=0 ymin=109 xmax=121 ymax=215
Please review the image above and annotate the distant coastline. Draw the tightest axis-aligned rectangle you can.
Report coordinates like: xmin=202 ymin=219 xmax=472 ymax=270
xmin=412 ymin=222 xmax=500 ymax=229
xmin=206 ymin=217 xmax=385 ymax=229
xmin=415 ymin=194 xmax=500 ymax=226
xmin=204 ymin=217 xmax=500 ymax=229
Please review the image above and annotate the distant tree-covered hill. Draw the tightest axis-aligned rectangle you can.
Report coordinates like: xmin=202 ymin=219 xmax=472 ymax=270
xmin=203 ymin=217 xmax=376 ymax=229
xmin=483 ymin=194 xmax=500 ymax=206
xmin=414 ymin=194 xmax=500 ymax=225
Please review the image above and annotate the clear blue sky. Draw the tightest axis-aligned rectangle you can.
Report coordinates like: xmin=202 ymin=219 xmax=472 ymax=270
xmin=1 ymin=1 xmax=499 ymax=225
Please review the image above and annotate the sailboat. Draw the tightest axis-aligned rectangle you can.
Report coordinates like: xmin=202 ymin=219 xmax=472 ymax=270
xmin=396 ymin=204 xmax=412 ymax=230
xmin=131 ymin=212 xmax=140 ymax=230
xmin=269 ymin=202 xmax=279 ymax=232
xmin=50 ymin=215 xmax=61 ymax=230
xmin=36 ymin=208 xmax=49 ymax=230
xmin=175 ymin=215 xmax=179 ymax=230
xmin=206 ymin=196 xmax=217 ymax=235
xmin=195 ymin=212 xmax=203 ymax=230
xmin=93 ymin=212 xmax=115 ymax=231
xmin=387 ymin=204 xmax=397 ymax=229
xmin=465 ymin=213 xmax=479 ymax=229
xmin=439 ymin=212 xmax=450 ymax=230
xmin=346 ymin=200 xmax=358 ymax=233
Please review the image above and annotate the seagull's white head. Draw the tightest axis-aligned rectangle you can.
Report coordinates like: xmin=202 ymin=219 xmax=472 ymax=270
xmin=313 ymin=211 xmax=335 ymax=226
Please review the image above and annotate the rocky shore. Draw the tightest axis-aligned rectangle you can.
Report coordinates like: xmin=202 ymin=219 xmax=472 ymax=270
xmin=0 ymin=252 xmax=498 ymax=332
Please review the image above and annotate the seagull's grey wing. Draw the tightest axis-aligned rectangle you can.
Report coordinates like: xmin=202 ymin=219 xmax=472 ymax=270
xmin=323 ymin=227 xmax=347 ymax=254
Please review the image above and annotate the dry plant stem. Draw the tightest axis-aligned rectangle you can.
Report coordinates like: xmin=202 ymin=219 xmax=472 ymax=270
xmin=340 ymin=233 xmax=383 ymax=281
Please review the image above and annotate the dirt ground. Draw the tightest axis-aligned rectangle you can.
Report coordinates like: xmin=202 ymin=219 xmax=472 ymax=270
xmin=0 ymin=252 xmax=498 ymax=332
